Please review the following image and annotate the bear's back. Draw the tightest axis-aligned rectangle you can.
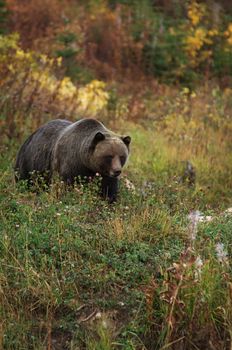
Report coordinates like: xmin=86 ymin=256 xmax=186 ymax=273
xmin=15 ymin=119 xmax=72 ymax=180
xmin=63 ymin=118 xmax=107 ymax=139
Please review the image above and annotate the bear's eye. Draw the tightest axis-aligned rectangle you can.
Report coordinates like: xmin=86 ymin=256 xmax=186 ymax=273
xmin=104 ymin=155 xmax=113 ymax=163
xmin=120 ymin=156 xmax=126 ymax=165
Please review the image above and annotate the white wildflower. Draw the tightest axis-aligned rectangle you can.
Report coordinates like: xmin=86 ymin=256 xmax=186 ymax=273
xmin=102 ymin=320 xmax=108 ymax=329
xmin=224 ymin=207 xmax=232 ymax=215
xmin=203 ymin=216 xmax=213 ymax=222
xmin=215 ymin=242 xmax=229 ymax=265
xmin=188 ymin=211 xmax=213 ymax=241
xmin=95 ymin=312 xmax=102 ymax=319
xmin=188 ymin=210 xmax=202 ymax=241
xmin=118 ymin=301 xmax=125 ymax=306
xmin=124 ymin=178 xmax=135 ymax=192
xmin=195 ymin=256 xmax=203 ymax=269
xmin=194 ymin=256 xmax=203 ymax=280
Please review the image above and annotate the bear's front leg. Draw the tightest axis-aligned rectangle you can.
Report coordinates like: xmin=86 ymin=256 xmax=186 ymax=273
xmin=101 ymin=176 xmax=119 ymax=203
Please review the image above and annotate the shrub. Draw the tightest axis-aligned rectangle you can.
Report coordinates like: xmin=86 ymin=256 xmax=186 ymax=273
xmin=0 ymin=34 xmax=109 ymax=140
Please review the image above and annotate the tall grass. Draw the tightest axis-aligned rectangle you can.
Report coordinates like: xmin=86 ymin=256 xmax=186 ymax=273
xmin=0 ymin=107 xmax=231 ymax=348
xmin=0 ymin=11 xmax=232 ymax=347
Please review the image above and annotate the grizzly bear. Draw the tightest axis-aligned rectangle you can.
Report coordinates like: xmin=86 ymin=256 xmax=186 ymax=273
xmin=15 ymin=118 xmax=131 ymax=202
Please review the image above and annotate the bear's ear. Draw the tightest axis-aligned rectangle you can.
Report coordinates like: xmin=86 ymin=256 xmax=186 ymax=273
xmin=122 ymin=136 xmax=131 ymax=147
xmin=92 ymin=132 xmax=105 ymax=148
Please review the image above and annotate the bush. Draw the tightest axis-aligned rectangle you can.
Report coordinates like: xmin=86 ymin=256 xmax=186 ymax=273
xmin=0 ymin=34 xmax=109 ymax=140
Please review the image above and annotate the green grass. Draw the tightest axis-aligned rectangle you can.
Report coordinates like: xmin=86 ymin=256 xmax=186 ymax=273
xmin=0 ymin=124 xmax=232 ymax=349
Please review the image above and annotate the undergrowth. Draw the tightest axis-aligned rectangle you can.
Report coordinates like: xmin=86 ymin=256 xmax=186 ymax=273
xmin=0 ymin=120 xmax=231 ymax=349
xmin=0 ymin=3 xmax=232 ymax=347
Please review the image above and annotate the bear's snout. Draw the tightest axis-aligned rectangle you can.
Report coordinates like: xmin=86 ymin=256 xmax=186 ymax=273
xmin=113 ymin=170 xmax=121 ymax=177
xmin=109 ymin=155 xmax=123 ymax=177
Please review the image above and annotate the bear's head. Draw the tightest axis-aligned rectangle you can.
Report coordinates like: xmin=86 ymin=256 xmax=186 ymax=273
xmin=90 ymin=132 xmax=131 ymax=178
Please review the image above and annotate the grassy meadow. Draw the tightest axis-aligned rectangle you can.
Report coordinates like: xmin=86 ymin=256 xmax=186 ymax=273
xmin=0 ymin=0 xmax=232 ymax=349
xmin=1 ymin=88 xmax=232 ymax=349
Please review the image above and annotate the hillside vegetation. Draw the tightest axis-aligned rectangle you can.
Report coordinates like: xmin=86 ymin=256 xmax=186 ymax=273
xmin=0 ymin=1 xmax=232 ymax=349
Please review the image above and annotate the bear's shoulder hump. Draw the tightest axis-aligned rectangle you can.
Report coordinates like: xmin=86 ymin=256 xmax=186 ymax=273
xmin=74 ymin=118 xmax=105 ymax=132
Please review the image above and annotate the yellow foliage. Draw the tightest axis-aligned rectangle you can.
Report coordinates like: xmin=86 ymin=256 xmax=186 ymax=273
xmin=224 ymin=23 xmax=232 ymax=46
xmin=183 ymin=2 xmax=220 ymax=69
xmin=89 ymin=0 xmax=108 ymax=16
xmin=58 ymin=77 xmax=77 ymax=99
xmin=0 ymin=34 xmax=109 ymax=118
xmin=187 ymin=1 xmax=206 ymax=27
xmin=185 ymin=27 xmax=209 ymax=62
xmin=77 ymin=80 xmax=109 ymax=115
xmin=0 ymin=33 xmax=19 ymax=53
xmin=208 ymin=29 xmax=218 ymax=37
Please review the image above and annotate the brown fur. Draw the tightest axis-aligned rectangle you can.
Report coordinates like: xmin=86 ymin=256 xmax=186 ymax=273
xmin=15 ymin=118 xmax=131 ymax=202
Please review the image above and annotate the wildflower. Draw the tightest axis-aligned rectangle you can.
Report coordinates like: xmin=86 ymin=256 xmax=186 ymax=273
xmin=195 ymin=256 xmax=203 ymax=269
xmin=102 ymin=320 xmax=108 ymax=329
xmin=188 ymin=210 xmax=202 ymax=241
xmin=224 ymin=207 xmax=232 ymax=214
xmin=194 ymin=255 xmax=203 ymax=280
xmin=118 ymin=301 xmax=125 ymax=306
xmin=124 ymin=178 xmax=136 ymax=192
xmin=200 ymin=215 xmax=212 ymax=222
xmin=215 ymin=243 xmax=229 ymax=265
xmin=95 ymin=312 xmax=102 ymax=319
xmin=188 ymin=211 xmax=213 ymax=241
